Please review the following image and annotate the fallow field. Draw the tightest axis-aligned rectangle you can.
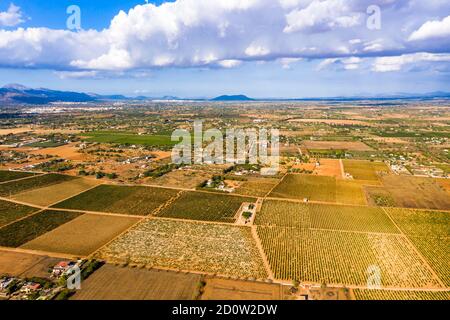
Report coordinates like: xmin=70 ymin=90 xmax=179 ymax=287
xmin=21 ymin=213 xmax=140 ymax=256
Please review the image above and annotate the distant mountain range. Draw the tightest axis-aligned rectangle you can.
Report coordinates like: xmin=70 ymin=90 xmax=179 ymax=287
xmin=211 ymin=95 xmax=254 ymax=101
xmin=1 ymin=84 xmax=449 ymax=105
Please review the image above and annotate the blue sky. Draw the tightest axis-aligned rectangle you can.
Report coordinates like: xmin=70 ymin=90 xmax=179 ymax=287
xmin=0 ymin=0 xmax=449 ymax=98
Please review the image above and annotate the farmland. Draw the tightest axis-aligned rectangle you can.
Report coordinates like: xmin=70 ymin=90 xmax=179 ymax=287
xmin=0 ymin=174 xmax=77 ymax=197
xmin=234 ymin=177 xmax=280 ymax=197
xmin=343 ymin=160 xmax=389 ymax=181
xmin=257 ymin=227 xmax=441 ymax=288
xmin=0 ymin=249 xmax=64 ymax=278
xmin=53 ymin=185 xmax=178 ymax=216
xmin=72 ymin=264 xmax=201 ymax=300
xmin=82 ymin=131 xmax=176 ymax=147
xmin=302 ymin=141 xmax=373 ymax=151
xmin=159 ymin=191 xmax=255 ymax=223
xmin=379 ymin=176 xmax=450 ymax=210
xmin=201 ymin=278 xmax=283 ymax=300
xmin=0 ymin=210 xmax=83 ymax=247
xmin=386 ymin=208 xmax=450 ymax=286
xmin=0 ymin=200 xmax=38 ymax=227
xmin=12 ymin=178 xmax=100 ymax=207
xmin=22 ymin=214 xmax=140 ymax=256
xmin=353 ymin=289 xmax=450 ymax=300
xmin=96 ymin=219 xmax=267 ymax=279
xmin=268 ymin=174 xmax=367 ymax=205
xmin=0 ymin=170 xmax=37 ymax=183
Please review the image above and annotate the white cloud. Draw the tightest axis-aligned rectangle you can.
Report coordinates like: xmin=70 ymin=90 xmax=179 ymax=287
xmin=317 ymin=56 xmax=361 ymax=71
xmin=217 ymin=59 xmax=242 ymax=68
xmin=0 ymin=0 xmax=448 ymax=73
xmin=409 ymin=15 xmax=450 ymax=41
xmin=0 ymin=3 xmax=24 ymax=27
xmin=284 ymin=0 xmax=361 ymax=33
xmin=372 ymin=53 xmax=450 ymax=72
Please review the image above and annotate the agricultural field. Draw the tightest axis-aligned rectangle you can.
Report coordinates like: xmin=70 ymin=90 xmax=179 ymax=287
xmin=353 ymin=289 xmax=450 ymax=300
xmin=364 ymin=186 xmax=397 ymax=207
xmin=159 ymin=191 xmax=255 ymax=223
xmin=0 ymin=174 xmax=77 ymax=197
xmin=302 ymin=140 xmax=373 ymax=151
xmin=269 ymin=174 xmax=367 ymax=205
xmin=72 ymin=264 xmax=201 ymax=300
xmin=148 ymin=170 xmax=212 ymax=189
xmin=22 ymin=214 xmax=140 ymax=256
xmin=96 ymin=219 xmax=267 ymax=279
xmin=380 ymin=175 xmax=450 ymax=210
xmin=234 ymin=177 xmax=281 ymax=197
xmin=12 ymin=178 xmax=101 ymax=207
xmin=53 ymin=185 xmax=178 ymax=216
xmin=0 ymin=210 xmax=83 ymax=248
xmin=0 ymin=249 xmax=63 ymax=278
xmin=257 ymin=200 xmax=398 ymax=233
xmin=343 ymin=160 xmax=389 ymax=181
xmin=82 ymin=131 xmax=176 ymax=147
xmin=257 ymin=227 xmax=441 ymax=288
xmin=386 ymin=208 xmax=449 ymax=286
xmin=0 ymin=199 xmax=38 ymax=227
xmin=269 ymin=175 xmax=336 ymax=202
xmin=201 ymin=278 xmax=283 ymax=300
xmin=0 ymin=170 xmax=37 ymax=183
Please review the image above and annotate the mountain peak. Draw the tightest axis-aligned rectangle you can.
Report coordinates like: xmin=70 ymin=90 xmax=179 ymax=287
xmin=3 ymin=83 xmax=29 ymax=90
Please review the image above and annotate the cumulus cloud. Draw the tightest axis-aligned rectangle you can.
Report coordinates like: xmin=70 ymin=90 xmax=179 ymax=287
xmin=409 ymin=15 xmax=450 ymax=41
xmin=0 ymin=3 xmax=24 ymax=27
xmin=372 ymin=53 xmax=450 ymax=72
xmin=0 ymin=0 xmax=448 ymax=74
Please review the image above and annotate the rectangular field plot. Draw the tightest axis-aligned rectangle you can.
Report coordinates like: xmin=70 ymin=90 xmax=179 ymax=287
xmin=381 ymin=176 xmax=450 ymax=210
xmin=257 ymin=227 xmax=441 ymax=288
xmin=234 ymin=178 xmax=281 ymax=197
xmin=268 ymin=174 xmax=367 ymax=205
xmin=53 ymin=185 xmax=178 ymax=216
xmin=256 ymin=200 xmax=310 ymax=228
xmin=0 ymin=210 xmax=82 ymax=247
xmin=0 ymin=174 xmax=77 ymax=197
xmin=0 ymin=199 xmax=38 ymax=227
xmin=257 ymin=201 xmax=397 ymax=233
xmin=269 ymin=175 xmax=336 ymax=202
xmin=353 ymin=289 xmax=449 ymax=300
xmin=72 ymin=264 xmax=201 ymax=300
xmin=343 ymin=160 xmax=389 ymax=181
xmin=96 ymin=219 xmax=267 ymax=279
xmin=386 ymin=208 xmax=450 ymax=237
xmin=202 ymin=278 xmax=283 ymax=300
xmin=159 ymin=192 xmax=255 ymax=223
xmin=0 ymin=171 xmax=37 ymax=183
xmin=12 ymin=178 xmax=101 ymax=207
xmin=0 ymin=249 xmax=64 ymax=278
xmin=22 ymin=214 xmax=140 ymax=256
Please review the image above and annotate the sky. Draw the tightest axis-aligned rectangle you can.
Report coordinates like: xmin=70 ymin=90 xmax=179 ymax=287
xmin=0 ymin=0 xmax=449 ymax=98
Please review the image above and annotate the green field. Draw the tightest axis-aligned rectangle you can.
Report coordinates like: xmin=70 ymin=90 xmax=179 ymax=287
xmin=343 ymin=160 xmax=389 ymax=181
xmin=82 ymin=131 xmax=176 ymax=147
xmin=386 ymin=208 xmax=450 ymax=286
xmin=159 ymin=192 xmax=255 ymax=223
xmin=0 ymin=171 xmax=37 ymax=183
xmin=53 ymin=185 xmax=178 ymax=215
xmin=269 ymin=175 xmax=336 ymax=202
xmin=257 ymin=227 xmax=441 ymax=288
xmin=256 ymin=200 xmax=398 ymax=233
xmin=0 ymin=199 xmax=38 ymax=227
xmin=268 ymin=174 xmax=366 ymax=205
xmin=0 ymin=174 xmax=77 ymax=197
xmin=0 ymin=210 xmax=83 ymax=247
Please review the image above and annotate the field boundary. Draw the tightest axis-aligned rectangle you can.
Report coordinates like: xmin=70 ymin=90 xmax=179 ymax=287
xmin=251 ymin=226 xmax=274 ymax=280
xmin=0 ymin=173 xmax=46 ymax=185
